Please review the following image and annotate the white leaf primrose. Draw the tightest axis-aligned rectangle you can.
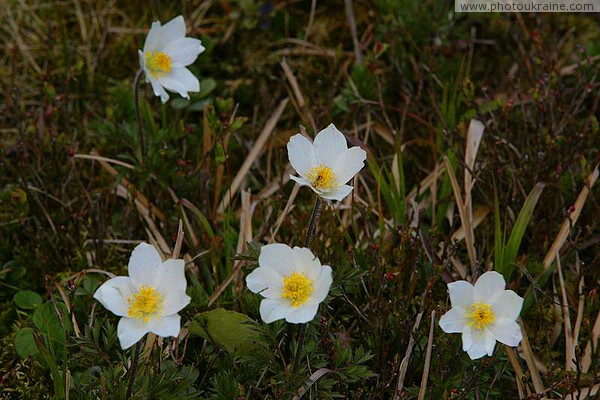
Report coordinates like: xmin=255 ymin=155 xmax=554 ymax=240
xmin=287 ymin=124 xmax=367 ymax=201
xmin=138 ymin=15 xmax=205 ymax=103
xmin=439 ymin=271 xmax=524 ymax=360
xmin=93 ymin=243 xmax=191 ymax=349
xmin=246 ymin=243 xmax=333 ymax=324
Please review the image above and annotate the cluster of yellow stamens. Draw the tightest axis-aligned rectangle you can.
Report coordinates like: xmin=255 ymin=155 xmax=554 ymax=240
xmin=465 ymin=302 xmax=495 ymax=330
xmin=127 ymin=285 xmax=164 ymax=323
xmin=307 ymin=164 xmax=337 ymax=191
xmin=144 ymin=51 xmax=172 ymax=78
xmin=281 ymin=272 xmax=313 ymax=308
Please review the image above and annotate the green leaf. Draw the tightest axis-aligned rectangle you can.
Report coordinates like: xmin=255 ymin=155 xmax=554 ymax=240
xmin=14 ymin=290 xmax=43 ymax=310
xmin=15 ymin=327 xmax=39 ymax=358
xmin=498 ymin=182 xmax=546 ymax=281
xmin=189 ymin=309 xmax=261 ymax=356
xmin=198 ymin=78 xmax=217 ymax=98
xmin=32 ymin=301 xmax=70 ymax=358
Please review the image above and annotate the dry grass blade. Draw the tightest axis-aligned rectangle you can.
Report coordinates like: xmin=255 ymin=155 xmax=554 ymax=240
xmin=505 ymin=346 xmax=528 ymax=399
xmin=518 ymin=319 xmax=546 ymax=396
xmin=217 ymin=97 xmax=290 ymax=213
xmin=556 ymin=253 xmax=576 ymax=371
xmin=292 ymin=368 xmax=332 ymax=400
xmin=443 ymin=155 xmax=477 ymax=271
xmin=564 ymin=383 xmax=600 ymax=400
xmin=270 ymin=183 xmax=299 ymax=242
xmin=463 ymin=120 xmax=485 ymax=261
xmin=393 ymin=311 xmax=423 ymax=399
xmin=172 ymin=219 xmax=184 ymax=259
xmin=280 ymin=58 xmax=317 ymax=131
xmin=543 ymin=164 xmax=599 ymax=270
xmin=209 ymin=191 xmax=254 ymax=306
xmin=450 ymin=205 xmax=490 ymax=242
xmin=417 ymin=311 xmax=435 ymax=400
xmin=81 ymin=150 xmax=165 ymax=221
xmin=581 ymin=310 xmax=600 ymax=373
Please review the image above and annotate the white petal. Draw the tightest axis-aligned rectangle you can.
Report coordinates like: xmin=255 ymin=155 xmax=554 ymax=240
xmin=438 ymin=307 xmax=466 ymax=333
xmin=158 ymin=259 xmax=190 ymax=315
xmin=287 ymin=134 xmax=317 ymax=177
xmin=462 ymin=326 xmax=472 ymax=351
xmin=258 ymin=243 xmax=296 ymax=277
xmin=147 ymin=314 xmax=181 ymax=338
xmin=491 ymin=290 xmax=523 ymax=320
xmin=128 ymin=243 xmax=162 ymax=287
xmin=313 ymin=124 xmax=348 ymax=164
xmin=158 ymin=259 xmax=187 ymax=292
xmin=149 ymin=77 xmax=169 ymax=103
xmin=259 ymin=298 xmax=289 ymax=323
xmin=448 ymin=280 xmax=474 ymax=309
xmin=488 ymin=318 xmax=522 ymax=347
xmin=164 ymin=37 xmax=205 ymax=67
xmin=163 ymin=292 xmax=191 ymax=316
xmin=473 ymin=271 xmax=506 ymax=304
xmin=484 ymin=329 xmax=496 ymax=356
xmin=332 ymin=147 xmax=367 ymax=185
xmin=93 ymin=277 xmax=135 ymax=317
xmin=466 ymin=329 xmax=488 ymax=360
xmin=158 ymin=75 xmax=190 ymax=99
xmin=245 ymin=266 xmax=284 ymax=298
xmin=143 ymin=21 xmax=162 ymax=53
xmin=147 ymin=16 xmax=186 ymax=52
xmin=311 ymin=265 xmax=332 ymax=303
xmin=290 ymin=175 xmax=311 ymax=187
xmin=166 ymin=68 xmax=200 ymax=92
xmin=292 ymin=246 xmax=321 ymax=280
xmin=320 ymin=184 xmax=353 ymax=201
xmin=285 ymin=302 xmax=319 ymax=324
xmin=117 ymin=317 xmax=149 ymax=350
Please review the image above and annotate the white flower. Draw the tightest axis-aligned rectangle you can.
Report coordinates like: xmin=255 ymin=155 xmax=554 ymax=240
xmin=246 ymin=243 xmax=333 ymax=324
xmin=93 ymin=243 xmax=191 ymax=349
xmin=138 ymin=15 xmax=205 ymax=103
xmin=287 ymin=124 xmax=367 ymax=201
xmin=439 ymin=271 xmax=524 ymax=360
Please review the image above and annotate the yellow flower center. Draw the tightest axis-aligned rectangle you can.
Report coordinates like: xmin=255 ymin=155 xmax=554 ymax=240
xmin=465 ymin=302 xmax=495 ymax=330
xmin=145 ymin=51 xmax=172 ymax=78
xmin=281 ymin=272 xmax=313 ymax=308
xmin=307 ymin=165 xmax=337 ymax=191
xmin=127 ymin=285 xmax=164 ymax=323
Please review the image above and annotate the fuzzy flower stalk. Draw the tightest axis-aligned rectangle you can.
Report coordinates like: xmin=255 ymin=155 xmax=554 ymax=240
xmin=138 ymin=15 xmax=205 ymax=103
xmin=287 ymin=123 xmax=367 ymax=201
xmin=439 ymin=271 xmax=524 ymax=360
xmin=93 ymin=243 xmax=191 ymax=349
xmin=246 ymin=243 xmax=333 ymax=324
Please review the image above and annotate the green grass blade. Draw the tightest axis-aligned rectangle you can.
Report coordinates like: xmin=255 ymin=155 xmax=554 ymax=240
xmin=500 ymin=182 xmax=546 ymax=281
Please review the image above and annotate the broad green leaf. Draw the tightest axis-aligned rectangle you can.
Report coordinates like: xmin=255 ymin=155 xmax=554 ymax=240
xmin=14 ymin=290 xmax=43 ymax=310
xmin=15 ymin=327 xmax=39 ymax=358
xmin=189 ymin=309 xmax=261 ymax=356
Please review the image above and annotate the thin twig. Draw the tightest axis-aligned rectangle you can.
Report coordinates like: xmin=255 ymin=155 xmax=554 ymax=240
xmin=344 ymin=0 xmax=362 ymax=64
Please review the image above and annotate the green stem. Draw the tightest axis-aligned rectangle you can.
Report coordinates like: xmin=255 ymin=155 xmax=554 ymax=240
xmin=126 ymin=341 xmax=142 ymax=399
xmin=303 ymin=197 xmax=323 ymax=248
xmin=294 ymin=197 xmax=324 ymax=370
xmin=133 ymin=69 xmax=145 ymax=163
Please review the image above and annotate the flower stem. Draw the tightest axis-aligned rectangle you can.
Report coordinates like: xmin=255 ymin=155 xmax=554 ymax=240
xmin=303 ymin=197 xmax=323 ymax=247
xmin=294 ymin=197 xmax=324 ymax=371
xmin=126 ymin=341 xmax=141 ymax=398
xmin=133 ymin=69 xmax=145 ymax=163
